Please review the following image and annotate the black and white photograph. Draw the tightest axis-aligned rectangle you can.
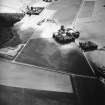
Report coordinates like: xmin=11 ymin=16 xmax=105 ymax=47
xmin=0 ymin=0 xmax=105 ymax=105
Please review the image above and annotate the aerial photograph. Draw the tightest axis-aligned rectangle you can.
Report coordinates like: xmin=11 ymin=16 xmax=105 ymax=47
xmin=0 ymin=0 xmax=105 ymax=105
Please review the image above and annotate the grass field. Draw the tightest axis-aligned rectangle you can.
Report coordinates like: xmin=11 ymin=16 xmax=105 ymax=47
xmin=16 ymin=38 xmax=94 ymax=76
xmin=47 ymin=0 xmax=82 ymax=26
